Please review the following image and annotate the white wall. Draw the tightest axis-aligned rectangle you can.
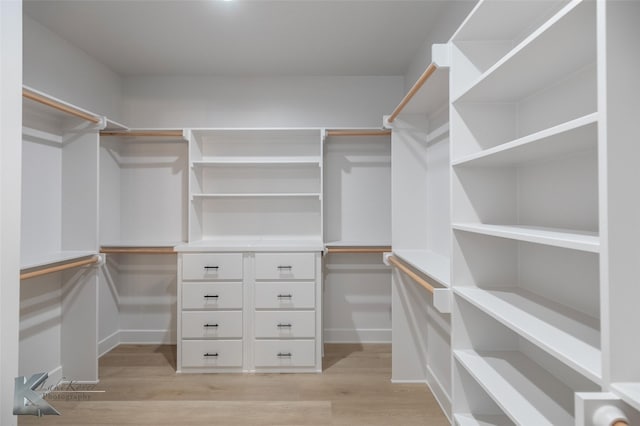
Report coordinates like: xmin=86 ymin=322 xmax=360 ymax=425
xmin=122 ymin=75 xmax=403 ymax=128
xmin=403 ymin=1 xmax=475 ymax=93
xmin=1 ymin=1 xmax=22 ymax=424
xmin=23 ymin=16 xmax=124 ymax=122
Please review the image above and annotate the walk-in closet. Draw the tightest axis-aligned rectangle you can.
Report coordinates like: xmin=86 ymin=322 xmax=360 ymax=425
xmin=1 ymin=0 xmax=639 ymax=425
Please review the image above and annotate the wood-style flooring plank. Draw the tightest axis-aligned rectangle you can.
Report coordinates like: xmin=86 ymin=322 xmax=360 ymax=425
xmin=18 ymin=344 xmax=448 ymax=426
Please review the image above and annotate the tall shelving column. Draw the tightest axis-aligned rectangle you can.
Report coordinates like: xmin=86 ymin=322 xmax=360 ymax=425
xmin=449 ymin=1 xmax=604 ymax=423
xmin=384 ymin=43 xmax=453 ymax=419
xmin=21 ymin=87 xmax=103 ymax=383
xmin=601 ymin=0 xmax=640 ymax=420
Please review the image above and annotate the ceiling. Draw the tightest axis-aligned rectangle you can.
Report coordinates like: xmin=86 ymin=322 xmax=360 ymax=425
xmin=23 ymin=0 xmax=461 ymax=77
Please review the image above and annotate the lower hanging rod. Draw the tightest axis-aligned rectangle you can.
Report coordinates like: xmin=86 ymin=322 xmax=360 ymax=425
xmin=387 ymin=255 xmax=434 ymax=294
xmin=20 ymin=255 xmax=100 ymax=280
xmin=326 ymin=246 xmax=391 ymax=254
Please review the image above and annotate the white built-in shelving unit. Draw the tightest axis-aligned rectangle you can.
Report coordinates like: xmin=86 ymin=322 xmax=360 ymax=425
xmin=186 ymin=129 xmax=323 ymax=248
xmin=385 ymin=43 xmax=453 ymax=420
xmin=177 ymin=128 xmax=324 ymax=373
xmin=450 ymin=0 xmax=640 ymax=423
xmin=20 ymin=86 xmax=103 ymax=383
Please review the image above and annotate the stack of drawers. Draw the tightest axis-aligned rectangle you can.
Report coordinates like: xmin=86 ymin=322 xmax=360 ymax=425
xmin=177 ymin=251 xmax=321 ymax=373
xmin=254 ymin=253 xmax=317 ymax=370
xmin=179 ymin=253 xmax=244 ymax=371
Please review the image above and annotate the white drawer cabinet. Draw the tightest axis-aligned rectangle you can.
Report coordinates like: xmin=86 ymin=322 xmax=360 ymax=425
xmin=182 ymin=311 xmax=243 ymax=339
xmin=254 ymin=311 xmax=315 ymax=338
xmin=178 ymin=250 xmax=321 ymax=373
xmin=254 ymin=282 xmax=315 ymax=309
xmin=254 ymin=340 xmax=316 ymax=367
xmin=255 ymin=253 xmax=315 ymax=280
xmin=181 ymin=340 xmax=243 ymax=368
xmin=182 ymin=282 xmax=243 ymax=310
xmin=182 ymin=253 xmax=243 ymax=280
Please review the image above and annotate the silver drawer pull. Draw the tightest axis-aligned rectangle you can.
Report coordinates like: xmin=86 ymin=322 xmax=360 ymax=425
xmin=203 ymin=323 xmax=219 ymax=328
xmin=277 ymin=323 xmax=292 ymax=328
xmin=204 ymin=352 xmax=219 ymax=357
xmin=203 ymin=294 xmax=219 ymax=299
xmin=204 ymin=266 xmax=219 ymax=271
xmin=277 ymin=265 xmax=292 ymax=270
xmin=277 ymin=352 xmax=292 ymax=357
xmin=277 ymin=294 xmax=293 ymax=299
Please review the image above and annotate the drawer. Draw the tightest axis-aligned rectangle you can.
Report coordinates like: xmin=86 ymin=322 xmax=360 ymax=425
xmin=255 ymin=282 xmax=315 ymax=309
xmin=254 ymin=311 xmax=315 ymax=338
xmin=182 ymin=253 xmax=243 ymax=280
xmin=254 ymin=340 xmax=316 ymax=368
xmin=254 ymin=253 xmax=315 ymax=280
xmin=182 ymin=311 xmax=243 ymax=339
xmin=181 ymin=340 xmax=242 ymax=367
xmin=182 ymin=283 xmax=243 ymax=310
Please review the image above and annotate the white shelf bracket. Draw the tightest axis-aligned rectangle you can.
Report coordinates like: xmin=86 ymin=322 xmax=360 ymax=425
xmin=433 ymin=288 xmax=452 ymax=314
xmin=575 ymin=393 xmax=632 ymax=426
xmin=431 ymin=43 xmax=450 ymax=68
xmin=382 ymin=251 xmax=393 ymax=266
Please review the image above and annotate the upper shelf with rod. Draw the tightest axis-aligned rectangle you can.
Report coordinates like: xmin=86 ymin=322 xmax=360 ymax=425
xmin=385 ymin=44 xmax=450 ymax=126
xmin=100 ymin=128 xmax=188 ymax=142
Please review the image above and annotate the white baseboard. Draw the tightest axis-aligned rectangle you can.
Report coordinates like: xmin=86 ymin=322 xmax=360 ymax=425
xmin=119 ymin=329 xmax=176 ymax=345
xmin=426 ymin=365 xmax=452 ymax=423
xmin=323 ymin=328 xmax=391 ymax=343
xmin=390 ymin=379 xmax=426 ymax=384
xmin=98 ymin=330 xmax=120 ymax=358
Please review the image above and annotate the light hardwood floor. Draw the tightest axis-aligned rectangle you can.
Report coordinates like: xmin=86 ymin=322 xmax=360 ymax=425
xmin=19 ymin=344 xmax=449 ymax=425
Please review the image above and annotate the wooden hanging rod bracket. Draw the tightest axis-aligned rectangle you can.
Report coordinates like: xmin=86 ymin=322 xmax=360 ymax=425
xmin=387 ymin=255 xmax=435 ymax=294
xmin=22 ymin=88 xmax=102 ymax=124
xmin=20 ymin=255 xmax=100 ymax=280
xmin=100 ymin=246 xmax=176 ymax=254
xmin=325 ymin=129 xmax=392 ymax=138
xmin=387 ymin=63 xmax=438 ymax=124
xmin=326 ymin=246 xmax=391 ymax=254
xmin=100 ymin=130 xmax=185 ymax=138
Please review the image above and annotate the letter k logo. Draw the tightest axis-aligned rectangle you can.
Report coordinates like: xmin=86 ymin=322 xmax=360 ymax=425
xmin=13 ymin=373 xmax=60 ymax=416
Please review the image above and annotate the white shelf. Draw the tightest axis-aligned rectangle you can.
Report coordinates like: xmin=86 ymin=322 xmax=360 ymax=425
xmin=454 ymin=350 xmax=574 ymax=426
xmin=452 ymin=113 xmax=598 ymax=167
xmin=192 ymin=193 xmax=321 ymax=199
xmin=452 ymin=223 xmax=599 ymax=253
xmin=176 ymin=237 xmax=324 ymax=252
xmin=193 ymin=157 xmax=321 ymax=166
xmin=393 ymin=249 xmax=450 ymax=287
xmin=100 ymin=241 xmax=183 ymax=248
xmin=454 ymin=0 xmax=595 ymax=103
xmin=611 ymin=383 xmax=640 ymax=413
xmin=455 ymin=287 xmax=601 ymax=383
xmin=454 ymin=413 xmax=512 ymax=426
xmin=325 ymin=240 xmax=391 ymax=248
xmin=21 ymin=250 xmax=98 ymax=271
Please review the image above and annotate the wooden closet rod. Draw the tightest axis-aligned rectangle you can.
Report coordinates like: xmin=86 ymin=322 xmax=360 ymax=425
xmin=387 ymin=63 xmax=437 ymax=124
xmin=22 ymin=89 xmax=101 ymax=124
xmin=100 ymin=247 xmax=176 ymax=254
xmin=326 ymin=130 xmax=391 ymax=137
xmin=387 ymin=255 xmax=434 ymax=294
xmin=100 ymin=130 xmax=184 ymax=138
xmin=20 ymin=256 xmax=100 ymax=280
xmin=326 ymin=247 xmax=391 ymax=254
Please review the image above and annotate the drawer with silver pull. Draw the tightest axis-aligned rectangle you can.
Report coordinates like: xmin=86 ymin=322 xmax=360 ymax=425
xmin=182 ymin=282 xmax=243 ymax=310
xmin=254 ymin=311 xmax=315 ymax=338
xmin=181 ymin=340 xmax=242 ymax=367
xmin=181 ymin=311 xmax=243 ymax=339
xmin=254 ymin=282 xmax=315 ymax=309
xmin=182 ymin=253 xmax=243 ymax=280
xmin=254 ymin=340 xmax=315 ymax=367
xmin=254 ymin=253 xmax=315 ymax=280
